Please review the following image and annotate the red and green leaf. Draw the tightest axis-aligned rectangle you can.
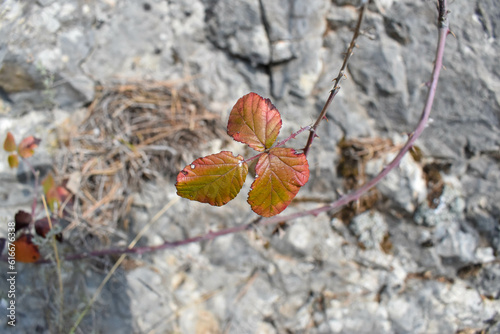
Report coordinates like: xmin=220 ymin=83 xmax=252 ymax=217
xmin=248 ymin=147 xmax=309 ymax=217
xmin=227 ymin=92 xmax=282 ymax=152
xmin=176 ymin=151 xmax=249 ymax=206
xmin=42 ymin=174 xmax=71 ymax=211
xmin=3 ymin=132 xmax=16 ymax=152
xmin=177 ymin=93 xmax=311 ymax=216
xmin=42 ymin=173 xmax=56 ymax=195
xmin=17 ymin=136 xmax=41 ymax=158
xmin=13 ymin=234 xmax=40 ymax=263
xmin=8 ymin=154 xmax=19 ymax=168
xmin=42 ymin=173 xmax=58 ymax=211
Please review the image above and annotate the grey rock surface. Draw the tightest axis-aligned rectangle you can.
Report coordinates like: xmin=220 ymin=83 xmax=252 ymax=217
xmin=1 ymin=0 xmax=499 ymax=333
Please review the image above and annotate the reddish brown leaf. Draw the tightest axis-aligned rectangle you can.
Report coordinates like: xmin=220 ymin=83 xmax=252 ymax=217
xmin=3 ymin=132 xmax=16 ymax=152
xmin=8 ymin=154 xmax=19 ymax=168
xmin=17 ymin=136 xmax=41 ymax=158
xmin=15 ymin=210 xmax=32 ymax=232
xmin=227 ymin=92 xmax=282 ymax=152
xmin=176 ymin=151 xmax=248 ymax=206
xmin=56 ymin=185 xmax=71 ymax=203
xmin=248 ymin=147 xmax=309 ymax=217
xmin=55 ymin=185 xmax=72 ymax=210
xmin=35 ymin=218 xmax=63 ymax=242
xmin=13 ymin=234 xmax=40 ymax=263
xmin=35 ymin=218 xmax=51 ymax=238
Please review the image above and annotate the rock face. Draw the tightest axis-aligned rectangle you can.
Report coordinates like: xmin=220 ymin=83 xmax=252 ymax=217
xmin=0 ymin=0 xmax=499 ymax=333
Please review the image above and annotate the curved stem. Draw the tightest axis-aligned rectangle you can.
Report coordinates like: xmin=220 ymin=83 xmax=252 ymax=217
xmin=14 ymin=1 xmax=449 ymax=264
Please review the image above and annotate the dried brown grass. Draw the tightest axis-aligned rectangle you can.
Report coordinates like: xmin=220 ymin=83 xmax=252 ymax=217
xmin=55 ymin=81 xmax=224 ymax=245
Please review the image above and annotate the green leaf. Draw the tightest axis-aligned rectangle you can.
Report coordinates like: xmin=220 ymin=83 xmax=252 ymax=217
xmin=44 ymin=177 xmax=61 ymax=211
xmin=248 ymin=147 xmax=309 ymax=217
xmin=8 ymin=154 xmax=19 ymax=168
xmin=17 ymin=136 xmax=41 ymax=158
xmin=3 ymin=132 xmax=16 ymax=152
xmin=176 ymin=151 xmax=249 ymax=206
xmin=42 ymin=173 xmax=55 ymax=196
xmin=227 ymin=92 xmax=282 ymax=152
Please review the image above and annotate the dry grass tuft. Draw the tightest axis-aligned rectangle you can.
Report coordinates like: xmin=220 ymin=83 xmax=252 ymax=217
xmin=55 ymin=81 xmax=224 ymax=244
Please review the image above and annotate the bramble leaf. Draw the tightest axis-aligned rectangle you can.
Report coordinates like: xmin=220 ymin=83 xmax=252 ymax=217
xmin=248 ymin=147 xmax=309 ymax=217
xmin=46 ymin=188 xmax=60 ymax=212
xmin=42 ymin=173 xmax=55 ymax=195
xmin=3 ymin=132 xmax=16 ymax=152
xmin=42 ymin=173 xmax=59 ymax=211
xmin=15 ymin=210 xmax=32 ymax=232
xmin=227 ymin=92 xmax=282 ymax=152
xmin=176 ymin=151 xmax=249 ymax=206
xmin=18 ymin=136 xmax=41 ymax=158
xmin=42 ymin=174 xmax=71 ymax=211
xmin=8 ymin=154 xmax=19 ymax=168
xmin=13 ymin=234 xmax=40 ymax=263
xmin=56 ymin=185 xmax=72 ymax=205
xmin=47 ymin=186 xmax=71 ymax=212
xmin=35 ymin=218 xmax=63 ymax=242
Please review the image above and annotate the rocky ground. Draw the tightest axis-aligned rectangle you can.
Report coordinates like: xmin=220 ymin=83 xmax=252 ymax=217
xmin=0 ymin=0 xmax=499 ymax=333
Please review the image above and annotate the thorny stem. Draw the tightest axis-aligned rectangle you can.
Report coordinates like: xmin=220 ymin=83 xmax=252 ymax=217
xmin=34 ymin=216 xmax=262 ymax=262
xmin=22 ymin=1 xmax=450 ymax=264
xmin=243 ymin=152 xmax=265 ymax=164
xmin=243 ymin=125 xmax=311 ymax=164
xmin=274 ymin=125 xmax=311 ymax=148
xmin=266 ymin=0 xmax=450 ymax=225
xmin=303 ymin=3 xmax=367 ymax=156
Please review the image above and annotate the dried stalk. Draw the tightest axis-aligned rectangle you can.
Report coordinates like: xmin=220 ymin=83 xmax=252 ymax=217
xmin=303 ymin=3 xmax=367 ymax=156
